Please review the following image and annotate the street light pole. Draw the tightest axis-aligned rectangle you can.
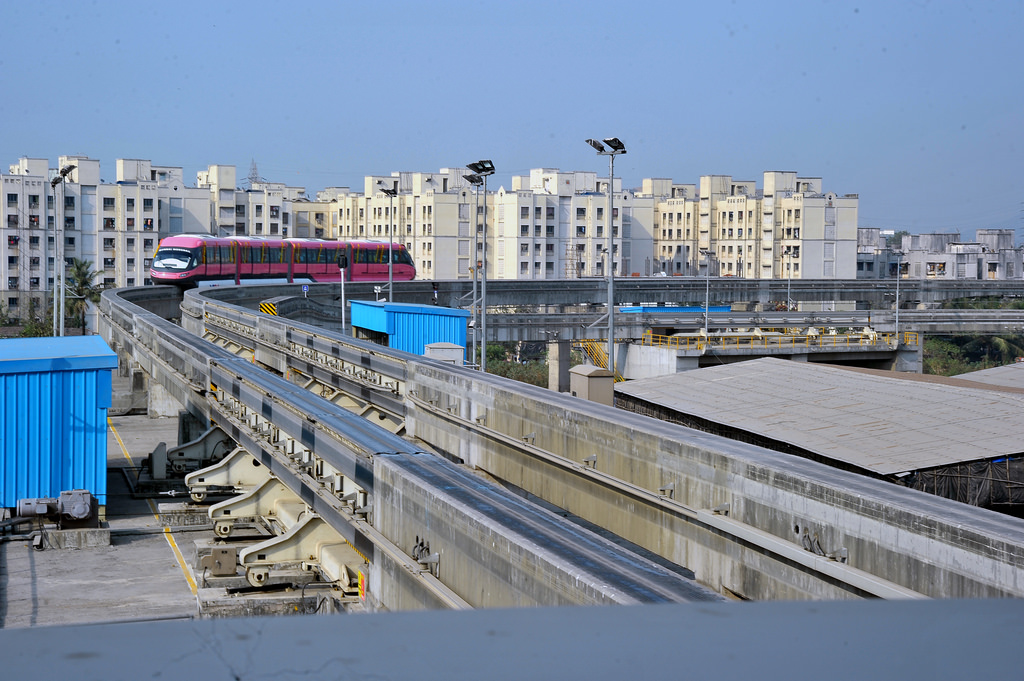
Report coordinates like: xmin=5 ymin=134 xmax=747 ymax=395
xmin=50 ymin=163 xmax=75 ymax=337
xmin=466 ymin=160 xmax=494 ymax=372
xmin=894 ymin=251 xmax=903 ymax=345
xmin=379 ymin=183 xmax=397 ymax=300
xmin=699 ymin=248 xmax=711 ymax=335
xmin=463 ymin=173 xmax=484 ymax=367
xmin=784 ymin=246 xmax=793 ymax=311
xmin=586 ymin=137 xmax=626 ymax=377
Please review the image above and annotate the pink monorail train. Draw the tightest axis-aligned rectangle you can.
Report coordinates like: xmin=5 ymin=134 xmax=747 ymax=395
xmin=150 ymin=235 xmax=415 ymax=287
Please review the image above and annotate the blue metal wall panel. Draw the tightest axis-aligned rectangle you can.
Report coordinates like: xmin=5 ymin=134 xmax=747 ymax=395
xmin=0 ymin=337 xmax=117 ymax=508
xmin=350 ymin=302 xmax=469 ymax=358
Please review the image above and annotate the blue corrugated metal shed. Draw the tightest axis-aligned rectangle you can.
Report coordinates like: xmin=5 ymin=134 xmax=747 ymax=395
xmin=350 ymin=301 xmax=469 ymax=357
xmin=0 ymin=336 xmax=118 ymax=508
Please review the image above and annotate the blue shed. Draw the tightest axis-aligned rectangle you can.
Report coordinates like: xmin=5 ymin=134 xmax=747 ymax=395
xmin=350 ymin=301 xmax=469 ymax=358
xmin=0 ymin=336 xmax=118 ymax=509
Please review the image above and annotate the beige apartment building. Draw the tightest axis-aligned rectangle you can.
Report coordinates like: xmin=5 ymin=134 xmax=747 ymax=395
xmin=652 ymin=171 xmax=859 ymax=280
xmin=1 ymin=155 xmax=869 ymax=324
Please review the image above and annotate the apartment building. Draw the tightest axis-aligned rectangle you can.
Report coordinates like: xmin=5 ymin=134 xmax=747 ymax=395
xmin=2 ymin=155 xmax=873 ymax=324
xmin=651 ymin=171 xmax=859 ymax=280
xmin=856 ymin=228 xmax=1022 ymax=281
xmin=489 ymin=168 xmax=657 ymax=280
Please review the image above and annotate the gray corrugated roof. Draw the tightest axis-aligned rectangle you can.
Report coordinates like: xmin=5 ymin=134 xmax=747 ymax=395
xmin=615 ymin=358 xmax=1024 ymax=475
xmin=955 ymin=362 xmax=1024 ymax=390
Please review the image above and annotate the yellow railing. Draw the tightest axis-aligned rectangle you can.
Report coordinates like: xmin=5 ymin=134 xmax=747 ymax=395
xmin=638 ymin=329 xmax=920 ymax=351
xmin=574 ymin=339 xmax=625 ymax=382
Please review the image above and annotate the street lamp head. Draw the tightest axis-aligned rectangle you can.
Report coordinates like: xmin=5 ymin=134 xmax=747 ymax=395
xmin=466 ymin=160 xmax=494 ymax=176
xmin=463 ymin=173 xmax=483 ymax=186
xmin=380 ymin=187 xmax=397 ymax=198
xmin=585 ymin=138 xmax=606 ymax=153
xmin=602 ymin=137 xmax=626 ymax=152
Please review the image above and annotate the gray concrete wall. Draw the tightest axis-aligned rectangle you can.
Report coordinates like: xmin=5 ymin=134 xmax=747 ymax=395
xmin=405 ymin=361 xmax=1024 ymax=600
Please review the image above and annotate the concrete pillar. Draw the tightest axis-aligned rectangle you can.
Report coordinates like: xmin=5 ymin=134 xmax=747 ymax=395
xmin=148 ymin=381 xmax=185 ymax=418
xmin=894 ymin=341 xmax=924 ymax=373
xmin=548 ymin=339 xmax=571 ymax=392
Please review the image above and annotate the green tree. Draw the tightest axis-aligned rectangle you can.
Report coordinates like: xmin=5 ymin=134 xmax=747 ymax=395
xmin=886 ymin=230 xmax=910 ymax=248
xmin=65 ymin=258 xmax=102 ymax=335
xmin=18 ymin=298 xmax=52 ymax=337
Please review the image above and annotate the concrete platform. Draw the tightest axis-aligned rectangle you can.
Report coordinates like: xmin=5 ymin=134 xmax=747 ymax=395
xmin=0 ymin=414 xmax=200 ymax=628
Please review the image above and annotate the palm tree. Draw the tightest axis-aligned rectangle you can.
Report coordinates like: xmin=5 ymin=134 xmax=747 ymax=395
xmin=65 ymin=258 xmax=102 ymax=335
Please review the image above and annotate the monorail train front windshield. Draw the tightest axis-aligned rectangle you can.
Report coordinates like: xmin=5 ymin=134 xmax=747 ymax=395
xmin=152 ymin=247 xmax=199 ymax=271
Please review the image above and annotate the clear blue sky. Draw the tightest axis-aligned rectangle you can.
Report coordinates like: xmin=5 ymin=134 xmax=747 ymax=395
xmin=2 ymin=0 xmax=1021 ymax=234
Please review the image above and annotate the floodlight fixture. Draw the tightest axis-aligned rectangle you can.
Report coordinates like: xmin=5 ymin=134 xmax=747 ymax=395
xmin=463 ymin=174 xmax=483 ymax=186
xmin=586 ymin=138 xmax=606 ymax=153
xmin=466 ymin=160 xmax=494 ymax=176
xmin=602 ymin=137 xmax=626 ymax=152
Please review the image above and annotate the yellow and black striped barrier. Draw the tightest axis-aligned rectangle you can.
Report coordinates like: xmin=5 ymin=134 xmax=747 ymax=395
xmin=259 ymin=301 xmax=277 ymax=316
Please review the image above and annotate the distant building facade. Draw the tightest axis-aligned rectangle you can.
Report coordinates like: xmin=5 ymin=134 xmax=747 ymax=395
xmin=650 ymin=171 xmax=859 ymax=280
xmin=856 ymin=228 xmax=1022 ymax=280
xmin=14 ymin=152 xmax=1016 ymax=325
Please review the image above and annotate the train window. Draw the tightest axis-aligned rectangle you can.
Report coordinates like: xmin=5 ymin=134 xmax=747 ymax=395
xmin=221 ymin=245 xmax=232 ymax=263
xmin=268 ymin=245 xmax=280 ymax=264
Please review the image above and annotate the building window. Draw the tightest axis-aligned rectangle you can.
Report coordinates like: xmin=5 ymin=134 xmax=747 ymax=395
xmin=103 ymin=197 xmax=115 ymax=211
xmin=144 ymin=239 xmax=153 ymax=249
xmin=7 ymin=193 xmax=17 ymax=207
xmin=103 ymin=238 xmax=115 ymax=249
xmin=29 ymin=236 xmax=40 ymax=247
xmin=143 ymin=218 xmax=153 ymax=230
xmin=144 ymin=258 xmax=152 ymax=268
xmin=64 ymin=217 xmax=75 ymax=229
xmin=104 ymin=218 xmax=115 ymax=229
xmin=126 ymin=217 xmax=134 ymax=228
xmin=29 ymin=277 xmax=39 ymax=289
xmin=103 ymin=278 xmax=115 ymax=287
xmin=8 ymin=256 xmax=18 ymax=266
xmin=29 ymin=215 xmax=39 ymax=227
xmin=236 ymin=205 xmax=245 ymax=217
xmin=103 ymin=258 xmax=115 ymax=268
xmin=64 ymin=196 xmax=75 ymax=210
xmin=28 ymin=195 xmax=39 ymax=209
xmin=8 ymin=296 xmax=18 ymax=307
xmin=270 ymin=206 xmax=280 ymax=219
xmin=7 ymin=215 xmax=18 ymax=227
xmin=255 ymin=205 xmax=263 ymax=217
xmin=143 ymin=198 xmax=153 ymax=212
xmin=7 ymin=235 xmax=19 ymax=247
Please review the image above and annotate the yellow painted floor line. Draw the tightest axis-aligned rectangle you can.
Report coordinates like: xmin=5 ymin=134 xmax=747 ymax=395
xmin=108 ymin=418 xmax=198 ymax=596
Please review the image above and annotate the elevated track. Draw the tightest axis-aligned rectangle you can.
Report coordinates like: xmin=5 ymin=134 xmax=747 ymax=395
xmin=100 ymin=285 xmax=1024 ymax=605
